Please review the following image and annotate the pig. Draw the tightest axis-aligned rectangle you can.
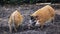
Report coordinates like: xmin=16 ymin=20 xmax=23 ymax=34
xmin=29 ymin=5 xmax=55 ymax=29
xmin=8 ymin=10 xmax=23 ymax=32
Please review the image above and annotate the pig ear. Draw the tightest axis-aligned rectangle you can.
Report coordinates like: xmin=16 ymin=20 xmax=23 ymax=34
xmin=28 ymin=15 xmax=33 ymax=18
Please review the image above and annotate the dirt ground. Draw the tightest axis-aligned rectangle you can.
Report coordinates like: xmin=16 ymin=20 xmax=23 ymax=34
xmin=0 ymin=4 xmax=60 ymax=34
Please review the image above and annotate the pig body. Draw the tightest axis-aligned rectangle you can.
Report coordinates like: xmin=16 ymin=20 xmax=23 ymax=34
xmin=30 ymin=5 xmax=55 ymax=29
xmin=8 ymin=10 xmax=23 ymax=32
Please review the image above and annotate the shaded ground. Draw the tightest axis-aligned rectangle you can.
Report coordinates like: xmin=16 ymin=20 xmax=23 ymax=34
xmin=0 ymin=4 xmax=60 ymax=34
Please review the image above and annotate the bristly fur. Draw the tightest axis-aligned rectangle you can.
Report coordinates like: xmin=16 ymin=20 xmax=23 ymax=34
xmin=8 ymin=10 xmax=23 ymax=32
xmin=30 ymin=5 xmax=55 ymax=29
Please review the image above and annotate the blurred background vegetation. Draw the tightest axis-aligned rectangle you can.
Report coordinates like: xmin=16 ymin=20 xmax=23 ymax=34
xmin=0 ymin=0 xmax=60 ymax=5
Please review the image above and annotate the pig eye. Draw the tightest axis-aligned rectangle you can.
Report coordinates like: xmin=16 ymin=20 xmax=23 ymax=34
xmin=35 ymin=16 xmax=38 ymax=18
